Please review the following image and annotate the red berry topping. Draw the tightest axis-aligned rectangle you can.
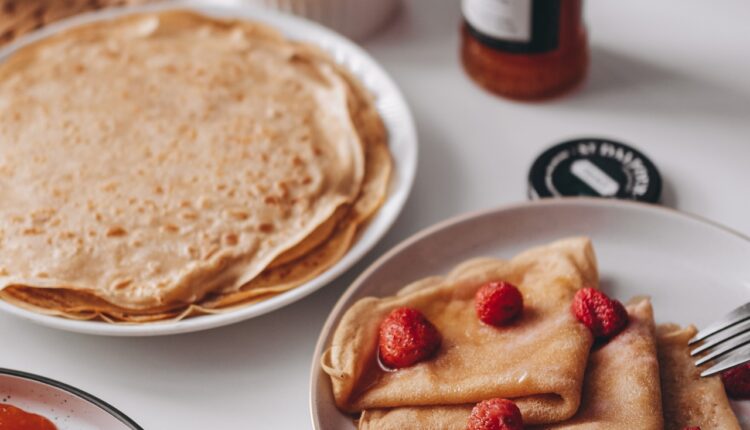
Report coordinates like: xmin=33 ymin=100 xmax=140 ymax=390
xmin=571 ymin=288 xmax=628 ymax=340
xmin=378 ymin=307 xmax=441 ymax=369
xmin=467 ymin=398 xmax=523 ymax=430
xmin=682 ymin=427 xmax=701 ymax=430
xmin=475 ymin=281 xmax=524 ymax=326
xmin=721 ymin=362 xmax=750 ymax=399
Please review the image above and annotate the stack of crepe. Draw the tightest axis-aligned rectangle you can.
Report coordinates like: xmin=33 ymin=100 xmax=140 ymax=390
xmin=0 ymin=11 xmax=391 ymax=322
xmin=323 ymin=238 xmax=742 ymax=429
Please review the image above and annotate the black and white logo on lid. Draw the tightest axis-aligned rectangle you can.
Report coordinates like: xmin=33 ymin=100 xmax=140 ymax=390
xmin=528 ymin=138 xmax=662 ymax=203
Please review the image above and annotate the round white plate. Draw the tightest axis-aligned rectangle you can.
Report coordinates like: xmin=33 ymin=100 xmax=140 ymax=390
xmin=309 ymin=198 xmax=750 ymax=429
xmin=0 ymin=1 xmax=417 ymax=336
xmin=0 ymin=368 xmax=142 ymax=429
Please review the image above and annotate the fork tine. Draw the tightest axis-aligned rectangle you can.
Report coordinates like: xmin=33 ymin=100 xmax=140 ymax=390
xmin=690 ymin=302 xmax=750 ymax=345
xmin=691 ymin=319 xmax=750 ymax=356
xmin=695 ymin=330 xmax=750 ymax=367
xmin=701 ymin=343 xmax=750 ymax=377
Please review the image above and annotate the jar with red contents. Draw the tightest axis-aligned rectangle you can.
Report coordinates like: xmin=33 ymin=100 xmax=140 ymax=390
xmin=461 ymin=0 xmax=589 ymax=101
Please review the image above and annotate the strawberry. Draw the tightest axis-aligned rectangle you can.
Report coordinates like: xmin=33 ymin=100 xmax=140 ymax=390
xmin=467 ymin=398 xmax=523 ymax=430
xmin=378 ymin=307 xmax=441 ymax=369
xmin=682 ymin=427 xmax=700 ymax=430
xmin=475 ymin=281 xmax=523 ymax=326
xmin=571 ymin=288 xmax=628 ymax=340
xmin=721 ymin=362 xmax=750 ymax=399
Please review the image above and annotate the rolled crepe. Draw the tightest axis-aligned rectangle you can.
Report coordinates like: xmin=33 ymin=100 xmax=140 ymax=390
xmin=359 ymin=298 xmax=664 ymax=430
xmin=657 ymin=324 xmax=741 ymax=430
xmin=323 ymin=238 xmax=597 ymax=425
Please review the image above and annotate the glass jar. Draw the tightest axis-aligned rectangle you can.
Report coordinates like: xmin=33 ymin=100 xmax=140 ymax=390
xmin=461 ymin=0 xmax=588 ymax=101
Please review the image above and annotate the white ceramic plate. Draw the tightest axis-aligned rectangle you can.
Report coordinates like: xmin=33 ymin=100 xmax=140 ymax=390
xmin=309 ymin=198 xmax=750 ymax=429
xmin=0 ymin=368 xmax=141 ymax=429
xmin=0 ymin=1 xmax=417 ymax=336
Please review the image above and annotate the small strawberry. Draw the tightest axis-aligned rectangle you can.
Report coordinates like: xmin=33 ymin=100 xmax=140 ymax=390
xmin=378 ymin=307 xmax=441 ymax=369
xmin=721 ymin=362 xmax=750 ymax=399
xmin=571 ymin=288 xmax=628 ymax=340
xmin=467 ymin=398 xmax=523 ymax=430
xmin=475 ymin=281 xmax=523 ymax=326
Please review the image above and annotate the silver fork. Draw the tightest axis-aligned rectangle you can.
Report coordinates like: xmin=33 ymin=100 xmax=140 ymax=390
xmin=690 ymin=302 xmax=750 ymax=377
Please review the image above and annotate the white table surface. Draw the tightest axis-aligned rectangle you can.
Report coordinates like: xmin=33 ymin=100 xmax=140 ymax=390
xmin=2 ymin=0 xmax=750 ymax=428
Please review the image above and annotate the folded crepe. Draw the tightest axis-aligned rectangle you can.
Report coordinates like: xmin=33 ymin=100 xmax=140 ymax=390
xmin=657 ymin=324 xmax=741 ymax=430
xmin=358 ymin=298 xmax=664 ymax=430
xmin=323 ymin=237 xmax=597 ymax=425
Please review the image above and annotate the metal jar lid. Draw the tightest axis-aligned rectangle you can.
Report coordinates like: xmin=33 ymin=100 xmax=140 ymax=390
xmin=528 ymin=138 xmax=662 ymax=203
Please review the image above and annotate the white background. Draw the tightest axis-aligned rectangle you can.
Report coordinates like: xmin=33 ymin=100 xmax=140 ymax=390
xmin=2 ymin=0 xmax=750 ymax=428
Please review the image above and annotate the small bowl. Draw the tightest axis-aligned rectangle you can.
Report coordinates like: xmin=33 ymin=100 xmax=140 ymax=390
xmin=0 ymin=368 xmax=142 ymax=429
xmin=245 ymin=0 xmax=401 ymax=40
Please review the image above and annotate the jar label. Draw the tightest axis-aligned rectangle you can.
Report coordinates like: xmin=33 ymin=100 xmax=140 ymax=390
xmin=462 ymin=0 xmax=532 ymax=42
xmin=463 ymin=0 xmax=561 ymax=53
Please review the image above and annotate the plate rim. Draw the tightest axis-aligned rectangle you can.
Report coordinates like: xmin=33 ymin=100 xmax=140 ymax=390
xmin=307 ymin=196 xmax=750 ymax=428
xmin=0 ymin=0 xmax=418 ymax=336
xmin=0 ymin=367 xmax=143 ymax=429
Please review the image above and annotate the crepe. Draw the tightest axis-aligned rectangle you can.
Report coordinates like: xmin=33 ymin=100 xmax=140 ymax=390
xmin=323 ymin=237 xmax=597 ymax=425
xmin=657 ymin=324 xmax=741 ymax=430
xmin=0 ymin=11 xmax=391 ymax=320
xmin=359 ymin=299 xmax=664 ymax=430
xmin=195 ymin=56 xmax=392 ymax=312
xmin=537 ymin=298 xmax=663 ymax=429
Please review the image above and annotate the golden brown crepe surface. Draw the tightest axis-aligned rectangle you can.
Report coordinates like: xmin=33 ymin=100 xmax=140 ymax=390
xmin=657 ymin=324 xmax=741 ymax=430
xmin=196 ymin=61 xmax=392 ymax=312
xmin=537 ymin=298 xmax=663 ymax=429
xmin=0 ymin=58 xmax=392 ymax=322
xmin=359 ymin=298 xmax=664 ymax=430
xmin=323 ymin=238 xmax=597 ymax=425
xmin=0 ymin=10 xmax=391 ymax=321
